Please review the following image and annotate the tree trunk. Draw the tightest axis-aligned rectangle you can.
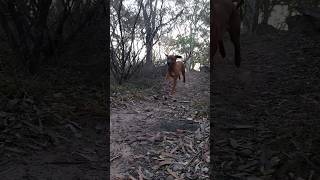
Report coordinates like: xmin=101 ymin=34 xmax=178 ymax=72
xmin=243 ymin=0 xmax=261 ymax=33
xmin=252 ymin=1 xmax=260 ymax=31
xmin=261 ymin=0 xmax=272 ymax=25
xmin=189 ymin=58 xmax=194 ymax=71
xmin=145 ymin=35 xmax=153 ymax=67
xmin=191 ymin=61 xmax=196 ymax=70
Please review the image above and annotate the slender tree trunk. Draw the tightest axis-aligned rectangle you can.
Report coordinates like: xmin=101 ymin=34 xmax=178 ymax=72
xmin=145 ymin=34 xmax=153 ymax=66
xmin=28 ymin=0 xmax=52 ymax=74
xmin=191 ymin=61 xmax=195 ymax=70
xmin=243 ymin=0 xmax=261 ymax=33
xmin=261 ymin=0 xmax=272 ymax=25
xmin=141 ymin=0 xmax=182 ymax=70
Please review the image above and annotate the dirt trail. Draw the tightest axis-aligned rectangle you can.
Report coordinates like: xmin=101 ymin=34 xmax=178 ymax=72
xmin=111 ymin=71 xmax=210 ymax=179
xmin=213 ymin=32 xmax=320 ymax=179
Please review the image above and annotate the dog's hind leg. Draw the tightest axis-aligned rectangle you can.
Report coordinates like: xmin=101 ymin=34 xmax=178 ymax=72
xmin=219 ymin=40 xmax=226 ymax=58
xmin=229 ymin=30 xmax=241 ymax=67
xmin=212 ymin=20 xmax=220 ymax=67
xmin=229 ymin=10 xmax=241 ymax=67
xmin=165 ymin=73 xmax=169 ymax=80
xmin=182 ymin=68 xmax=185 ymax=83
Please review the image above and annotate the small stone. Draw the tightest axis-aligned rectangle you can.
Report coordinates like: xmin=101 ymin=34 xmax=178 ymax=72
xmin=172 ymin=163 xmax=184 ymax=171
xmin=288 ymin=172 xmax=295 ymax=178
xmin=53 ymin=93 xmax=64 ymax=98
xmin=7 ymin=99 xmax=19 ymax=110
xmin=239 ymin=149 xmax=252 ymax=157
xmin=166 ymin=175 xmax=175 ymax=180
xmin=202 ymin=167 xmax=209 ymax=172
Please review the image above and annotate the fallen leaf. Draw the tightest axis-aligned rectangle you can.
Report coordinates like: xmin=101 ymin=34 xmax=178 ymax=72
xmin=229 ymin=138 xmax=239 ymax=148
xmin=137 ymin=166 xmax=144 ymax=180
xmin=237 ymin=160 xmax=258 ymax=171
xmin=160 ymin=151 xmax=175 ymax=158
xmin=129 ymin=175 xmax=138 ymax=180
xmin=159 ymin=159 xmax=174 ymax=167
xmin=167 ymin=168 xmax=181 ymax=179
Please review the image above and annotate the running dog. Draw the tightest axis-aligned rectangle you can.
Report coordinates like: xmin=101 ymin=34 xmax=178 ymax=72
xmin=165 ymin=54 xmax=186 ymax=94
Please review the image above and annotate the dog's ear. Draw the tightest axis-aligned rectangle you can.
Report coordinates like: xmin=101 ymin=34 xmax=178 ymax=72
xmin=175 ymin=55 xmax=182 ymax=59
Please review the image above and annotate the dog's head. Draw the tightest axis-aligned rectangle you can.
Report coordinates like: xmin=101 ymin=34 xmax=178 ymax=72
xmin=165 ymin=54 xmax=182 ymax=66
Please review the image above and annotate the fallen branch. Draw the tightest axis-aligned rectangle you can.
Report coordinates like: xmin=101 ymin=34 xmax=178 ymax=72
xmin=184 ymin=149 xmax=202 ymax=169
xmin=111 ymin=154 xmax=122 ymax=162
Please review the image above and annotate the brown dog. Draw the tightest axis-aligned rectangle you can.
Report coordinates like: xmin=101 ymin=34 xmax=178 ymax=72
xmin=165 ymin=54 xmax=185 ymax=95
xmin=212 ymin=0 xmax=242 ymax=67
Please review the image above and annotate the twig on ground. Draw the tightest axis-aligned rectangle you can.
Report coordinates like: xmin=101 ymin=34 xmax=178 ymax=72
xmin=179 ymin=101 xmax=191 ymax=103
xmin=184 ymin=149 xmax=202 ymax=169
xmin=111 ymin=154 xmax=122 ymax=162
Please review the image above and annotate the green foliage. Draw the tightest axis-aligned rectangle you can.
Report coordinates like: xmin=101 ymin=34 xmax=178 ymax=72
xmin=175 ymin=35 xmax=198 ymax=53
xmin=159 ymin=0 xmax=209 ymax=69
xmin=173 ymin=33 xmax=209 ymax=68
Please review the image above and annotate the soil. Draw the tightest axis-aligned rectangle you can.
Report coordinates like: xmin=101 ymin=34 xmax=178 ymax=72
xmin=111 ymin=70 xmax=210 ymax=179
xmin=212 ymin=31 xmax=320 ymax=179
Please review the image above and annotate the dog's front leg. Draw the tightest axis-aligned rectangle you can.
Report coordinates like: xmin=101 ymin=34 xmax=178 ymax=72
xmin=165 ymin=73 xmax=169 ymax=80
xmin=229 ymin=8 xmax=241 ymax=67
xmin=171 ymin=78 xmax=177 ymax=94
